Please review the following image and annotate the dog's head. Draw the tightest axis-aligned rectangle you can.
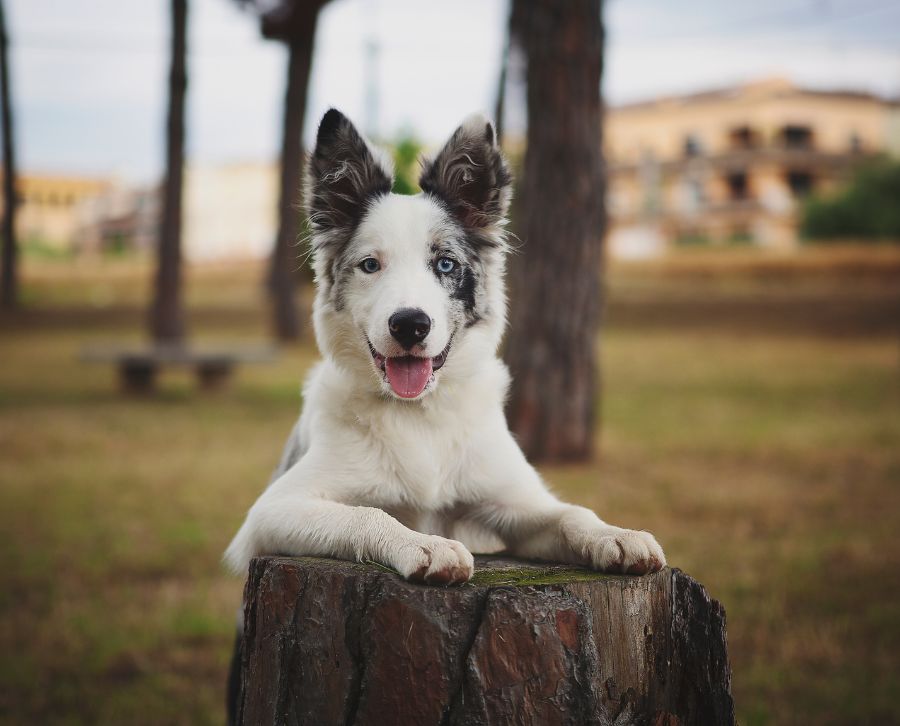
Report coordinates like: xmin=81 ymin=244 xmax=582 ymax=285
xmin=306 ymin=109 xmax=512 ymax=401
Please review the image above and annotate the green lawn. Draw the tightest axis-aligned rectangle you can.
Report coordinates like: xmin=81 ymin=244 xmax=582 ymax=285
xmin=1 ymin=251 xmax=898 ymax=725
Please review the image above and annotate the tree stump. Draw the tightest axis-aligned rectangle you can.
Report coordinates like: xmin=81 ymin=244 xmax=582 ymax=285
xmin=236 ymin=556 xmax=734 ymax=726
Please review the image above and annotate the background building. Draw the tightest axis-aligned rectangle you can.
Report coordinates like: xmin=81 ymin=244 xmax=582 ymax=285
xmin=605 ymin=77 xmax=899 ymax=256
xmin=182 ymin=161 xmax=278 ymax=261
xmin=11 ymin=79 xmax=898 ymax=262
xmin=75 ymin=183 xmax=159 ymax=256
xmin=0 ymin=173 xmax=112 ymax=254
xmin=74 ymin=161 xmax=279 ymax=261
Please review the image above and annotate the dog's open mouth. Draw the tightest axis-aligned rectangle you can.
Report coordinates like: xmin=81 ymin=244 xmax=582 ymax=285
xmin=367 ymin=339 xmax=451 ymax=399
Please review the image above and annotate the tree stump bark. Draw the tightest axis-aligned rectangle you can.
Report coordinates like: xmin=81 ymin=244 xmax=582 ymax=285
xmin=236 ymin=556 xmax=734 ymax=726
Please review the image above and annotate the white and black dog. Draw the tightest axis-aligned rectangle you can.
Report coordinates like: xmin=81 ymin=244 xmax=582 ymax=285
xmin=224 ymin=109 xmax=665 ymax=585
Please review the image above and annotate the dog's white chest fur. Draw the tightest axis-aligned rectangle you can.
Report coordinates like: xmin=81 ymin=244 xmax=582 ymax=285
xmin=352 ymin=403 xmax=455 ymax=509
xmin=306 ymin=357 xmax=507 ymax=514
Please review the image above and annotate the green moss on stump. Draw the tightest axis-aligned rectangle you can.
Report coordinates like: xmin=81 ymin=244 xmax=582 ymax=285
xmin=272 ymin=555 xmax=624 ymax=587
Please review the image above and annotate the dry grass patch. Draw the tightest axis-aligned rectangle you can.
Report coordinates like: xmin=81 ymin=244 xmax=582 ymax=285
xmin=1 ymin=250 xmax=898 ymax=724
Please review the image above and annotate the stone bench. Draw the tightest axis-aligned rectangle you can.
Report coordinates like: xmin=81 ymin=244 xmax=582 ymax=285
xmin=81 ymin=343 xmax=275 ymax=392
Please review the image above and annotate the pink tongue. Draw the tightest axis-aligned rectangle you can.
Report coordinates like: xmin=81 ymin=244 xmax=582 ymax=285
xmin=385 ymin=356 xmax=433 ymax=398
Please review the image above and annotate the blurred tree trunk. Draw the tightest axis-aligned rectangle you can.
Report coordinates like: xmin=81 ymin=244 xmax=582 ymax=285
xmin=505 ymin=0 xmax=606 ymax=462
xmin=151 ymin=0 xmax=188 ymax=343
xmin=268 ymin=28 xmax=316 ymax=341
xmin=0 ymin=0 xmax=17 ymax=310
xmin=493 ymin=34 xmax=509 ymax=146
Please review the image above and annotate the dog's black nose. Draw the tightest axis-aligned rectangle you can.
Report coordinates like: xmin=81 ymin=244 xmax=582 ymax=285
xmin=389 ymin=308 xmax=431 ymax=349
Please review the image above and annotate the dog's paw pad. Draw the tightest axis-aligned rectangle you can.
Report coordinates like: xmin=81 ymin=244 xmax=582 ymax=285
xmin=400 ymin=537 xmax=474 ymax=586
xmin=423 ymin=565 xmax=467 ymax=585
xmin=580 ymin=529 xmax=666 ymax=576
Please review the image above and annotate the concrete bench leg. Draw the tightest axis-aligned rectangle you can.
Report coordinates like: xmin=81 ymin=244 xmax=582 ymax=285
xmin=120 ymin=360 xmax=158 ymax=393
xmin=196 ymin=362 xmax=233 ymax=390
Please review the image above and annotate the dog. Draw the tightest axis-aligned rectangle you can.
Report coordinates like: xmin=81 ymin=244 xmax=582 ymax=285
xmin=224 ymin=109 xmax=665 ymax=586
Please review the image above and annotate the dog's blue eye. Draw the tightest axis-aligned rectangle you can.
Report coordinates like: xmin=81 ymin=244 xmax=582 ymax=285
xmin=360 ymin=257 xmax=380 ymax=273
xmin=436 ymin=257 xmax=456 ymax=274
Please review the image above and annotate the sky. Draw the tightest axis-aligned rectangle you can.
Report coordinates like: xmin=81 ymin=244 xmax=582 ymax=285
xmin=8 ymin=0 xmax=900 ymax=183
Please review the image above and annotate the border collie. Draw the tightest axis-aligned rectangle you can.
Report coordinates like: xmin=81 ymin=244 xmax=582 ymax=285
xmin=224 ymin=109 xmax=665 ymax=585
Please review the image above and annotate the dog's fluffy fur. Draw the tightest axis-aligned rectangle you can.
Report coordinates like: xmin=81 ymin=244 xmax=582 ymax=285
xmin=224 ymin=110 xmax=665 ymax=584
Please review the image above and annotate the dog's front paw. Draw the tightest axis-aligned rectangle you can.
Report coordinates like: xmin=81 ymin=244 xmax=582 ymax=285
xmin=395 ymin=536 xmax=474 ymax=586
xmin=570 ymin=526 xmax=666 ymax=575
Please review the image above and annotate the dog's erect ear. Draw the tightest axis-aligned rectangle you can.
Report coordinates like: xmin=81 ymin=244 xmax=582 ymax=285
xmin=419 ymin=114 xmax=512 ymax=233
xmin=307 ymin=109 xmax=393 ymax=238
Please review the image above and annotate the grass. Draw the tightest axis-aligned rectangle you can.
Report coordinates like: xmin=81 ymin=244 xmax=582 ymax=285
xmin=1 ymin=247 xmax=899 ymax=725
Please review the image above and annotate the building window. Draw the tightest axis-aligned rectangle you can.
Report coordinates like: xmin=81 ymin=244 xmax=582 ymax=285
xmin=780 ymin=125 xmax=814 ymax=149
xmin=681 ymin=173 xmax=706 ymax=213
xmin=729 ymin=126 xmax=759 ymax=149
xmin=849 ymin=133 xmax=863 ymax=153
xmin=688 ymin=178 xmax=705 ymax=205
xmin=726 ymin=171 xmax=750 ymax=201
xmin=786 ymin=170 xmax=814 ymax=198
xmin=683 ymin=133 xmax=703 ymax=157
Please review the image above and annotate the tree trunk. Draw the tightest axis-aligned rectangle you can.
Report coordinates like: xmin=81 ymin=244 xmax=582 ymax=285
xmin=504 ymin=0 xmax=606 ymax=462
xmin=0 ymin=0 xmax=17 ymax=310
xmin=150 ymin=0 xmax=188 ymax=344
xmin=267 ymin=20 xmax=318 ymax=342
xmin=235 ymin=555 xmax=734 ymax=726
xmin=493 ymin=34 xmax=509 ymax=147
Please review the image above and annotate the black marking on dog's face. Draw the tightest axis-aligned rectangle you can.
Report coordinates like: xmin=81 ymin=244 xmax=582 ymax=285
xmin=430 ymin=233 xmax=488 ymax=327
xmin=419 ymin=116 xmax=512 ymax=237
xmin=327 ymin=244 xmax=357 ymax=311
xmin=307 ymin=109 xmax=393 ymax=289
xmin=456 ymin=266 xmax=477 ymax=315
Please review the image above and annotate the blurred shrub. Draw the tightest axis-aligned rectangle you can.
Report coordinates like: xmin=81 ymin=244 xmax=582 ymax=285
xmin=675 ymin=232 xmax=711 ymax=247
xmin=391 ymin=132 xmax=423 ymax=195
xmin=726 ymin=229 xmax=754 ymax=246
xmin=20 ymin=235 xmax=75 ymax=260
xmin=802 ymin=157 xmax=900 ymax=243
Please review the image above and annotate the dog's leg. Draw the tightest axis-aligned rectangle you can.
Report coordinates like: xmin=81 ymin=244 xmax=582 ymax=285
xmin=225 ymin=463 xmax=473 ymax=584
xmin=466 ymin=432 xmax=666 ymax=575
xmin=498 ymin=501 xmax=666 ymax=575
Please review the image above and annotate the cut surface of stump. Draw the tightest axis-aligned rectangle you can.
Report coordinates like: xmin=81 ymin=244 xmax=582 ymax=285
xmin=236 ymin=555 xmax=734 ymax=726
